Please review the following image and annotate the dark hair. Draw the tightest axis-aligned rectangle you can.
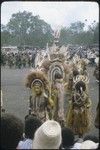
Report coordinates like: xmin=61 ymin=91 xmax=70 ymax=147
xmin=61 ymin=127 xmax=75 ymax=149
xmin=83 ymin=134 xmax=99 ymax=143
xmin=25 ymin=115 xmax=42 ymax=139
xmin=1 ymin=113 xmax=24 ymax=149
xmin=54 ymin=71 xmax=63 ymax=80
xmin=73 ymin=69 xmax=79 ymax=77
xmin=75 ymin=80 xmax=86 ymax=93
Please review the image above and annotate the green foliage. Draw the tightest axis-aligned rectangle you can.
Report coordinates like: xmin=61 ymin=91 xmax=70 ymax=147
xmin=70 ymin=21 xmax=85 ymax=34
xmin=93 ymin=23 xmax=99 ymax=43
xmin=1 ymin=12 xmax=99 ymax=47
xmin=1 ymin=11 xmax=53 ymax=48
xmin=59 ymin=21 xmax=99 ymax=45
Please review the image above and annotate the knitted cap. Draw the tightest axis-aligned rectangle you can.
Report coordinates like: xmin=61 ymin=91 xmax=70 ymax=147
xmin=80 ymin=140 xmax=99 ymax=149
xmin=32 ymin=120 xmax=61 ymax=149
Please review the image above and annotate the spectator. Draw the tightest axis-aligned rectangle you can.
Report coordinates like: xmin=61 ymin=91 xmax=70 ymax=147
xmin=71 ymin=142 xmax=82 ymax=149
xmin=83 ymin=134 xmax=99 ymax=143
xmin=60 ymin=127 xmax=75 ymax=149
xmin=96 ymin=143 xmax=100 ymax=149
xmin=32 ymin=120 xmax=62 ymax=149
xmin=1 ymin=113 xmax=24 ymax=150
xmin=18 ymin=115 xmax=42 ymax=149
xmin=80 ymin=140 xmax=99 ymax=149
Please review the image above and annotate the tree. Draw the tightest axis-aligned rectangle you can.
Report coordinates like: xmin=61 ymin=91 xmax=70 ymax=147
xmin=93 ymin=22 xmax=99 ymax=43
xmin=59 ymin=27 xmax=76 ymax=45
xmin=59 ymin=21 xmax=99 ymax=45
xmin=1 ymin=14 xmax=98 ymax=47
xmin=69 ymin=21 xmax=85 ymax=34
xmin=6 ymin=11 xmax=53 ymax=48
xmin=1 ymin=24 xmax=11 ymax=46
xmin=7 ymin=11 xmax=34 ymax=46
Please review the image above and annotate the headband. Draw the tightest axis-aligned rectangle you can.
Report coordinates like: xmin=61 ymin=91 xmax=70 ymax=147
xmin=31 ymin=79 xmax=43 ymax=88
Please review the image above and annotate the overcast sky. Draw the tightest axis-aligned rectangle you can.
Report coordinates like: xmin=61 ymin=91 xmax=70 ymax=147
xmin=1 ymin=1 xmax=99 ymax=30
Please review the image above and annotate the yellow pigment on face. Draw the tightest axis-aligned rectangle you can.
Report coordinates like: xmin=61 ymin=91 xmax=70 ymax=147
xmin=31 ymin=85 xmax=42 ymax=95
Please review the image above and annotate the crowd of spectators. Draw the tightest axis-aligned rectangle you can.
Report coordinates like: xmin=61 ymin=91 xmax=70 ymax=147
xmin=68 ymin=45 xmax=99 ymax=66
xmin=1 ymin=112 xmax=99 ymax=150
xmin=1 ymin=45 xmax=99 ymax=69
xmin=1 ymin=51 xmax=36 ymax=69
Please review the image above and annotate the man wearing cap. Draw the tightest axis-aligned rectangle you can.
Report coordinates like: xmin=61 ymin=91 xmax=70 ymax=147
xmin=32 ymin=120 xmax=62 ymax=149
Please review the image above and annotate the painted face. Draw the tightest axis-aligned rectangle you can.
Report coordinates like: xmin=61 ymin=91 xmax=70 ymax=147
xmin=31 ymin=84 xmax=42 ymax=95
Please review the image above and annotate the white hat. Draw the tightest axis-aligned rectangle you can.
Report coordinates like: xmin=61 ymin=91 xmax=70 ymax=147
xmin=32 ymin=120 xmax=62 ymax=149
xmin=80 ymin=140 xmax=99 ymax=149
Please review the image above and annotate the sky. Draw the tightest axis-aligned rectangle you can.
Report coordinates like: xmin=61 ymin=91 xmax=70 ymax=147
xmin=1 ymin=1 xmax=99 ymax=30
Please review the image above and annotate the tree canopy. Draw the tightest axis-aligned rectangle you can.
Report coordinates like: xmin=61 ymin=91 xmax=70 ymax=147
xmin=1 ymin=11 xmax=99 ymax=48
xmin=1 ymin=11 xmax=54 ymax=48
xmin=59 ymin=21 xmax=99 ymax=46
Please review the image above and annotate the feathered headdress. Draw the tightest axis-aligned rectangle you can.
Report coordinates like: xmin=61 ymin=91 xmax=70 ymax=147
xmin=25 ymin=69 xmax=49 ymax=90
xmin=48 ymin=60 xmax=65 ymax=82
xmin=73 ymin=75 xmax=89 ymax=84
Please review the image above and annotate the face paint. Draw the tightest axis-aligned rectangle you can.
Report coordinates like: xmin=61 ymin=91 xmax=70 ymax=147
xmin=31 ymin=84 xmax=42 ymax=95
